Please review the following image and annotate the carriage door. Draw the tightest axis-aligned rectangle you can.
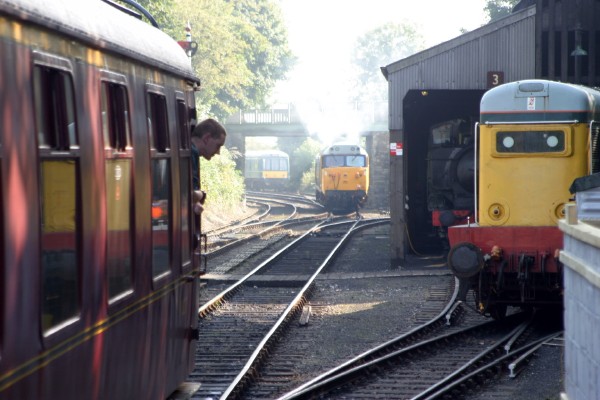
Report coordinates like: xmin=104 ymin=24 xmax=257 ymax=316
xmin=33 ymin=55 xmax=81 ymax=333
xmin=100 ymin=72 xmax=134 ymax=301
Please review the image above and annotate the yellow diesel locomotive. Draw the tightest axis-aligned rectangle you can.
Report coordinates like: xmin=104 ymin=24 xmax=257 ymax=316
xmin=447 ymin=79 xmax=600 ymax=318
xmin=315 ymin=142 xmax=369 ymax=214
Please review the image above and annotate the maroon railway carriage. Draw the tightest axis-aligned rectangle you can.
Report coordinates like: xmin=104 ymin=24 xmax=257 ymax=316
xmin=0 ymin=0 xmax=202 ymax=398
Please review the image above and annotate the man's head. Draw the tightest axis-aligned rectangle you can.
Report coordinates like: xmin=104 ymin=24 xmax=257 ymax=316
xmin=191 ymin=118 xmax=227 ymax=160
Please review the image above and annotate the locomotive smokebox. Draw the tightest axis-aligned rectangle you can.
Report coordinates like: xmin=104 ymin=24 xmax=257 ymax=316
xmin=447 ymin=242 xmax=484 ymax=278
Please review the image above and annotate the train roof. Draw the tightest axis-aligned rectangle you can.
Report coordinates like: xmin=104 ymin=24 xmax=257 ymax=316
xmin=245 ymin=150 xmax=289 ymax=158
xmin=0 ymin=0 xmax=199 ymax=83
xmin=320 ymin=142 xmax=367 ymax=156
xmin=480 ymin=79 xmax=600 ymax=123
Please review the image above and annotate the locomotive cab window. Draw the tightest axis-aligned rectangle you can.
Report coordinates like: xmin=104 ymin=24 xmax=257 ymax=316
xmin=323 ymin=155 xmax=345 ymax=167
xmin=101 ymin=77 xmax=134 ymax=301
xmin=493 ymin=129 xmax=570 ymax=156
xmin=323 ymin=155 xmax=366 ymax=167
xmin=346 ymin=155 xmax=366 ymax=167
xmin=33 ymin=62 xmax=81 ymax=333
xmin=147 ymin=89 xmax=172 ymax=279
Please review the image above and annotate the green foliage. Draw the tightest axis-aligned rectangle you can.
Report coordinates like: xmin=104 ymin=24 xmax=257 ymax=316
xmin=165 ymin=0 xmax=293 ymax=119
xmin=225 ymin=0 xmax=295 ymax=108
xmin=484 ymin=0 xmax=520 ymax=21
xmin=351 ymin=22 xmax=425 ymax=102
xmin=199 ymin=147 xmax=245 ymax=210
xmin=122 ymin=0 xmax=177 ymax=31
xmin=118 ymin=0 xmax=293 ymax=120
xmin=299 ymin=168 xmax=315 ymax=194
xmin=288 ymin=138 xmax=323 ymax=192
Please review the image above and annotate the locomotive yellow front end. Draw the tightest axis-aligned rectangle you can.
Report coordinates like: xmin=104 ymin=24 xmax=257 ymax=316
xmin=478 ymin=123 xmax=586 ymax=227
xmin=447 ymin=80 xmax=600 ymax=318
xmin=315 ymin=143 xmax=369 ymax=214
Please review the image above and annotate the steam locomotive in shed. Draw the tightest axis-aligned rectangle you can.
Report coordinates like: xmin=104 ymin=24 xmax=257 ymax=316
xmin=0 ymin=0 xmax=202 ymax=398
xmin=427 ymin=118 xmax=475 ymax=246
xmin=315 ymin=142 xmax=369 ymax=214
xmin=244 ymin=149 xmax=290 ymax=190
xmin=447 ymin=79 xmax=600 ymax=319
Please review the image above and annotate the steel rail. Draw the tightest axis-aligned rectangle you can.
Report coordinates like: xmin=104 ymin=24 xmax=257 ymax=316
xmin=218 ymin=219 xmax=364 ymax=399
xmin=277 ymin=311 xmax=529 ymax=400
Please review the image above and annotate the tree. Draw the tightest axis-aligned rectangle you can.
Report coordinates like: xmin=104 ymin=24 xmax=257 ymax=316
xmin=350 ymin=22 xmax=425 ymax=103
xmin=484 ymin=0 xmax=521 ymax=21
xmin=278 ymin=138 xmax=322 ymax=192
xmin=200 ymin=147 xmax=245 ymax=210
xmin=226 ymin=0 xmax=295 ymax=108
xmin=170 ymin=0 xmax=293 ymax=119
xmin=120 ymin=0 xmax=293 ymax=120
xmin=130 ymin=0 xmax=179 ymax=32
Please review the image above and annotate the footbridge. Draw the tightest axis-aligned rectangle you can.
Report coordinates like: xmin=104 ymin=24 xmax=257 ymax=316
xmin=223 ymin=102 xmax=388 ymax=138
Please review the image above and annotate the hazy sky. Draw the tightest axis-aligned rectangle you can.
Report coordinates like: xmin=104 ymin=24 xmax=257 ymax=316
xmin=273 ymin=0 xmax=488 ymax=105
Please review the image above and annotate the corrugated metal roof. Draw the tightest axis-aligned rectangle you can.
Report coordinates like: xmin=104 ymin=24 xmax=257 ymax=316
xmin=383 ymin=6 xmax=536 ymax=130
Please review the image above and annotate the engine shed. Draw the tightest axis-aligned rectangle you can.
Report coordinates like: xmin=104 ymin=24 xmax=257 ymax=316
xmin=382 ymin=0 xmax=600 ymax=264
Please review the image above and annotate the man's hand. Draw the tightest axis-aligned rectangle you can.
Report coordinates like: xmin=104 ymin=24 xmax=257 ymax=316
xmin=193 ymin=190 xmax=206 ymax=215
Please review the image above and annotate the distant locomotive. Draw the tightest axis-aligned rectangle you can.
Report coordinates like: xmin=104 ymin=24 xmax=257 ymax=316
xmin=0 ymin=0 xmax=202 ymax=398
xmin=447 ymin=79 xmax=600 ymax=319
xmin=244 ymin=149 xmax=290 ymax=190
xmin=315 ymin=142 xmax=369 ymax=214
xmin=427 ymin=118 xmax=475 ymax=245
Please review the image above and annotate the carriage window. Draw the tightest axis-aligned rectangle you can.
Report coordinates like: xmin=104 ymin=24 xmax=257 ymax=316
xmin=265 ymin=157 xmax=288 ymax=171
xmin=101 ymin=81 xmax=133 ymax=299
xmin=147 ymin=91 xmax=171 ymax=277
xmin=496 ymin=131 xmax=565 ymax=153
xmin=178 ymin=99 xmax=190 ymax=150
xmin=34 ymin=66 xmax=78 ymax=150
xmin=34 ymin=64 xmax=80 ymax=332
xmin=151 ymin=159 xmax=171 ymax=277
xmin=177 ymin=99 xmax=192 ymax=267
xmin=147 ymin=93 xmax=170 ymax=152
xmin=278 ymin=157 xmax=289 ymax=171
xmin=101 ymin=82 xmax=131 ymax=152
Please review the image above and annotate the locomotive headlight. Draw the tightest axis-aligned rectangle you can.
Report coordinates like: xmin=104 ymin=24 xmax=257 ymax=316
xmin=502 ymin=136 xmax=515 ymax=149
xmin=447 ymin=242 xmax=484 ymax=278
xmin=546 ymin=135 xmax=559 ymax=147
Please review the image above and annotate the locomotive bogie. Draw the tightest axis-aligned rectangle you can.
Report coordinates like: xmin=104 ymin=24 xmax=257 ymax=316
xmin=448 ymin=225 xmax=563 ymax=275
xmin=317 ymin=189 xmax=368 ymax=214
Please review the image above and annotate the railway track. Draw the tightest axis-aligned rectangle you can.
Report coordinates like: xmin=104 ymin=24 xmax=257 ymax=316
xmin=276 ymin=308 xmax=562 ymax=399
xmin=204 ymin=194 xmax=327 ymax=256
xmin=189 ymin=198 xmax=561 ymax=399
xmin=189 ymin=218 xmax=388 ymax=399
